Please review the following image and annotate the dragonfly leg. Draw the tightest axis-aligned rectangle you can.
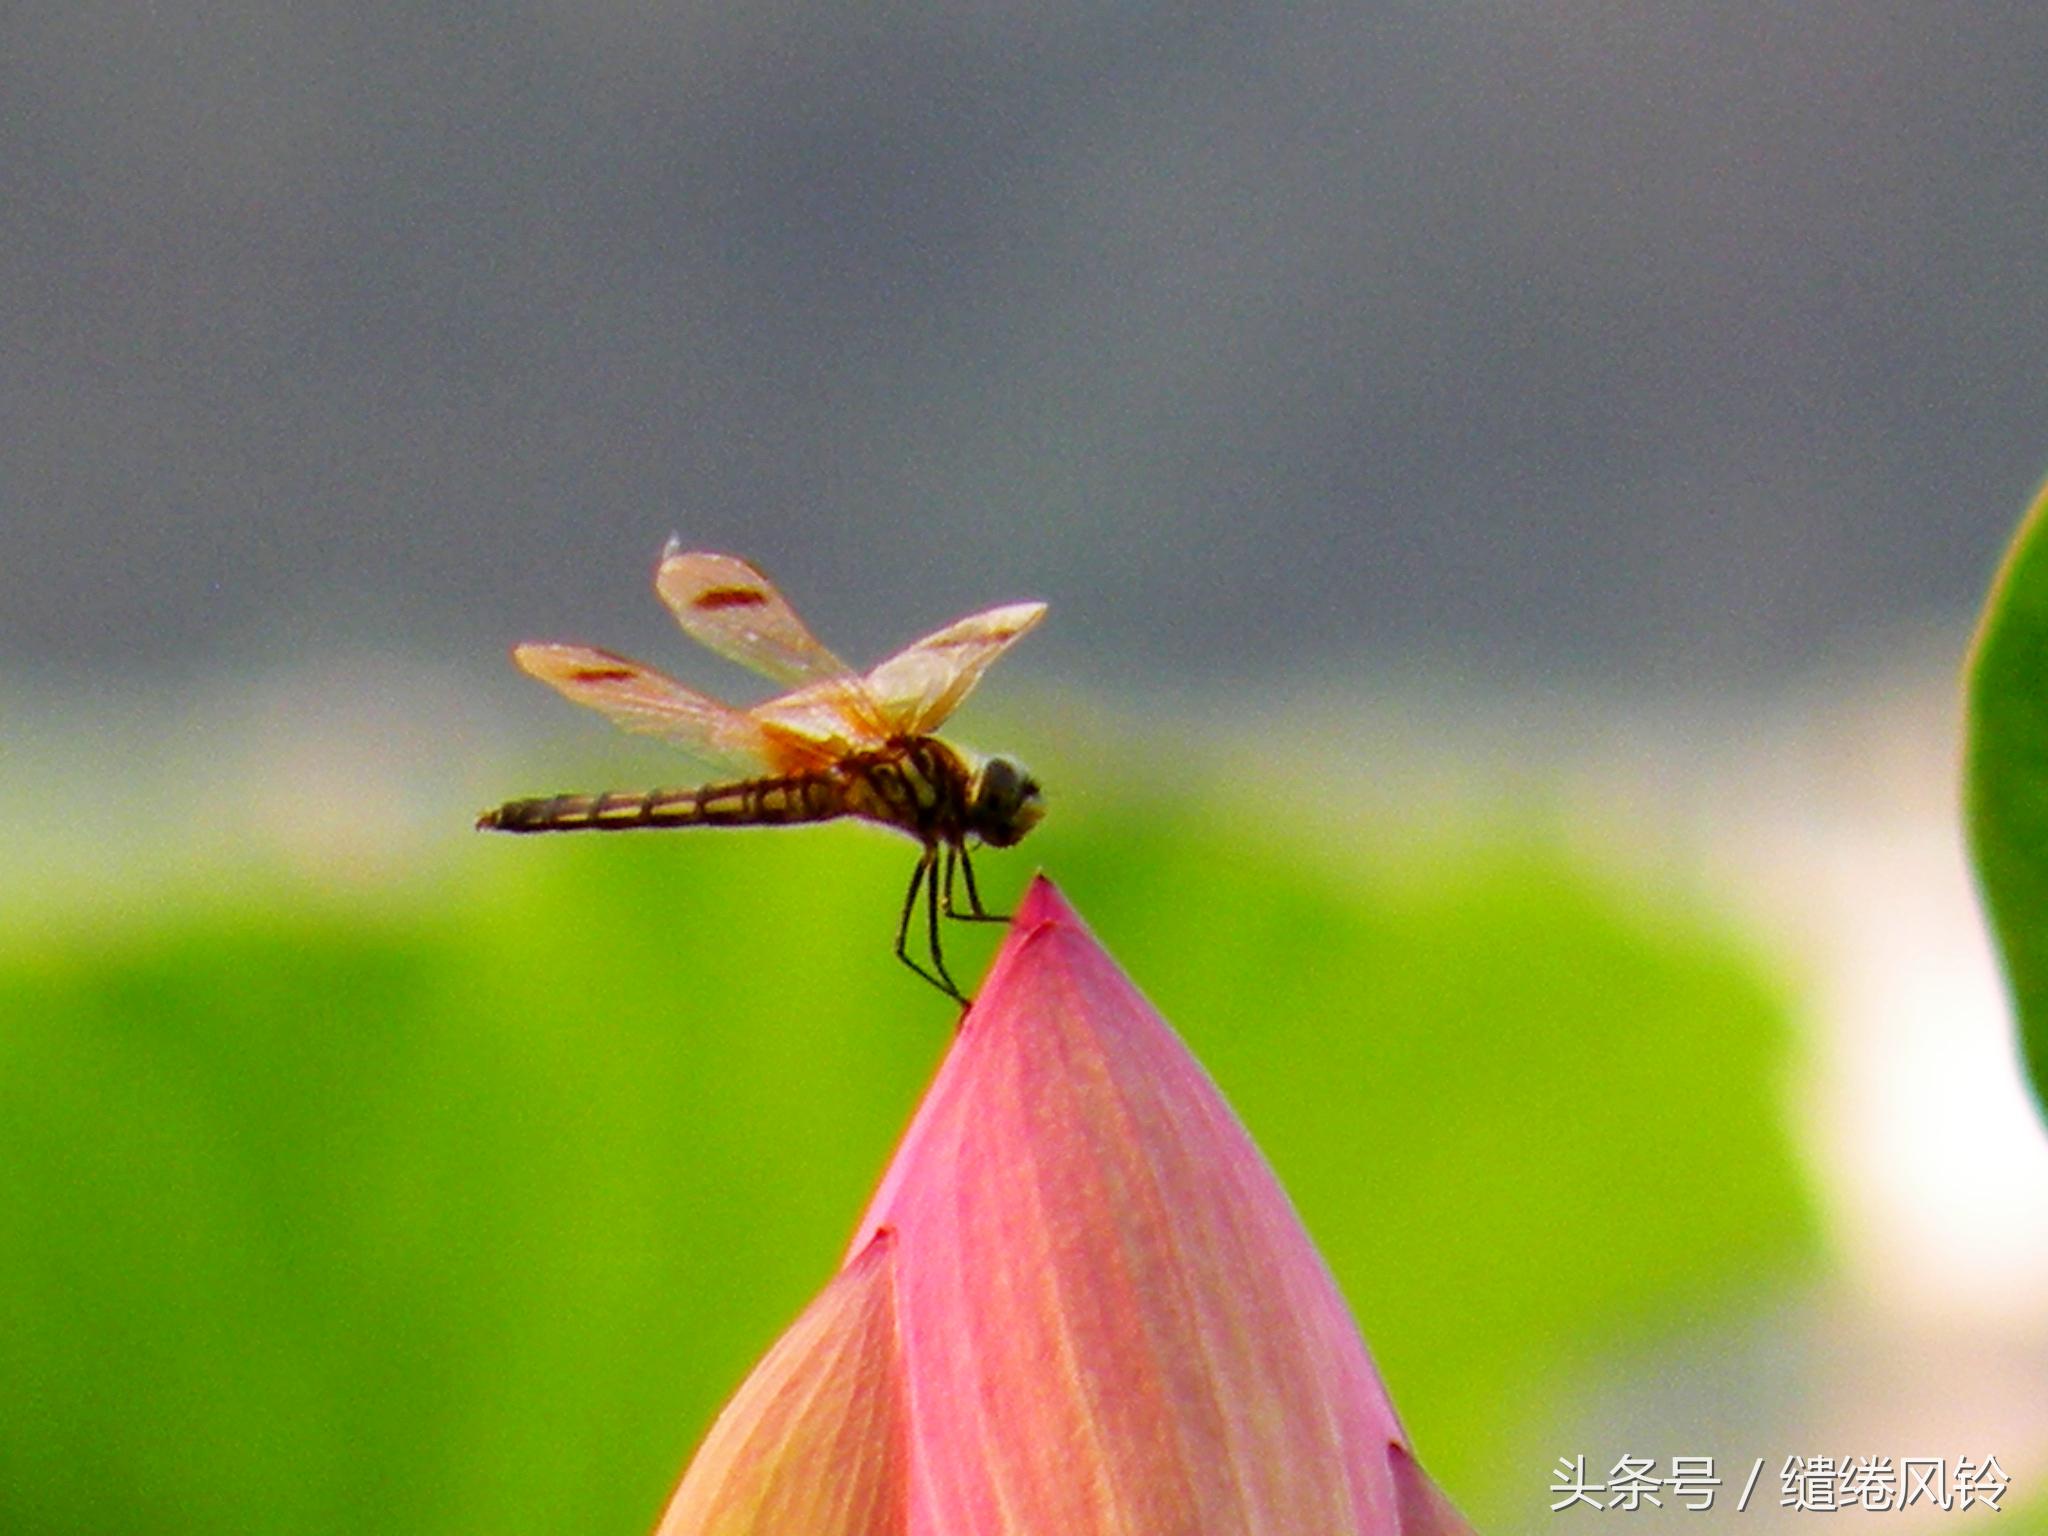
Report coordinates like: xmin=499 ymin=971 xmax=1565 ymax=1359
xmin=939 ymin=843 xmax=960 ymax=915
xmin=940 ymin=844 xmax=999 ymax=922
xmin=925 ymin=849 xmax=963 ymax=1003
xmin=952 ymin=843 xmax=1008 ymax=922
xmin=895 ymin=850 xmax=965 ymax=1003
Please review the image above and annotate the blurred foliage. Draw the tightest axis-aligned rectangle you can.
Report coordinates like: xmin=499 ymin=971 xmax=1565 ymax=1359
xmin=0 ymin=770 xmax=1815 ymax=1534
xmin=1967 ymin=472 xmax=2048 ymax=1122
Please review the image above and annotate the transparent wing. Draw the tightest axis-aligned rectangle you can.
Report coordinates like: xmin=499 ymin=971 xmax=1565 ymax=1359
xmin=512 ymin=643 xmax=837 ymax=774
xmin=748 ymin=676 xmax=901 ymax=758
xmin=654 ymin=547 xmax=854 ymax=686
xmin=859 ymin=601 xmax=1047 ymax=737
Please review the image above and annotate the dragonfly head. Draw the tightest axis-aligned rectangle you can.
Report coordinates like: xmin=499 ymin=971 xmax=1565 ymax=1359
xmin=966 ymin=755 xmax=1045 ymax=848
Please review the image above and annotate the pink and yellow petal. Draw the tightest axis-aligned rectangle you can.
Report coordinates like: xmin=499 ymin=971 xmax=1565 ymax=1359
xmin=853 ymin=879 xmax=1443 ymax=1536
xmin=653 ymin=1231 xmax=908 ymax=1536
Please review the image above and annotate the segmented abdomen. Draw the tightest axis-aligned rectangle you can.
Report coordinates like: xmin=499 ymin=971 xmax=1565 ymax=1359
xmin=478 ymin=774 xmax=845 ymax=834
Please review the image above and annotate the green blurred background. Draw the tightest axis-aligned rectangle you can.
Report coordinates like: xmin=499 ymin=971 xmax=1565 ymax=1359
xmin=13 ymin=672 xmax=2039 ymax=1533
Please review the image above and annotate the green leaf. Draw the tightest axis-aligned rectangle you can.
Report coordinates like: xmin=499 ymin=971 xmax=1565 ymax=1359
xmin=1966 ymin=475 xmax=2048 ymax=1120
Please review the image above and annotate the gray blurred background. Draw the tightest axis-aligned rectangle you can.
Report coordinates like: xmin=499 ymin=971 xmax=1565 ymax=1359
xmin=6 ymin=3 xmax=2045 ymax=692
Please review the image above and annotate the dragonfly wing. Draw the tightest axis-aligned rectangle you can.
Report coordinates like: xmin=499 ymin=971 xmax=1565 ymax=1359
xmin=655 ymin=547 xmax=854 ymax=686
xmin=860 ymin=601 xmax=1047 ymax=737
xmin=513 ymin=643 xmax=835 ymax=773
xmin=749 ymin=676 xmax=900 ymax=759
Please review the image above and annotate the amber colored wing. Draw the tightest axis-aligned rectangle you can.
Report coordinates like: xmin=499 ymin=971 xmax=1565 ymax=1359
xmin=655 ymin=547 xmax=855 ymax=686
xmin=744 ymin=676 xmax=900 ymax=759
xmin=656 ymin=545 xmax=900 ymax=749
xmin=859 ymin=601 xmax=1047 ymax=737
xmin=512 ymin=643 xmax=838 ymax=774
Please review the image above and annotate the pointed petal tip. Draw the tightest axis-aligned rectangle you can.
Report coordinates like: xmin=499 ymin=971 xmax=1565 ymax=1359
xmin=960 ymin=875 xmax=1093 ymax=1023
xmin=1013 ymin=872 xmax=1078 ymax=928
xmin=1388 ymin=1442 xmax=1479 ymax=1536
xmin=653 ymin=1229 xmax=908 ymax=1536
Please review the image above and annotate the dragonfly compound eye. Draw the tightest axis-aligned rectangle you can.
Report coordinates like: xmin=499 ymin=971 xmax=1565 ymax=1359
xmin=970 ymin=756 xmax=1046 ymax=848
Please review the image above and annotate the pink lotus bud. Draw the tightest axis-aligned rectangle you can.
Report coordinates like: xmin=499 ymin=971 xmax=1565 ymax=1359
xmin=656 ymin=877 xmax=1472 ymax=1535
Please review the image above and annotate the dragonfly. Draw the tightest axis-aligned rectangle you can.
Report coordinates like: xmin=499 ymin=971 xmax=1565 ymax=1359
xmin=478 ymin=544 xmax=1047 ymax=1002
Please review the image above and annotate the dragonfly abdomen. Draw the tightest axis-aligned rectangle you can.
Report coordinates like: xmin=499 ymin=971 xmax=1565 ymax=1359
xmin=478 ymin=775 xmax=846 ymax=834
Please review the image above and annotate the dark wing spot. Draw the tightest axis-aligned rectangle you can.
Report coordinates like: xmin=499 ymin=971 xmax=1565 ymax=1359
xmin=940 ymin=624 xmax=1018 ymax=650
xmin=695 ymin=586 xmax=770 ymax=611
xmin=573 ymin=667 xmax=638 ymax=682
